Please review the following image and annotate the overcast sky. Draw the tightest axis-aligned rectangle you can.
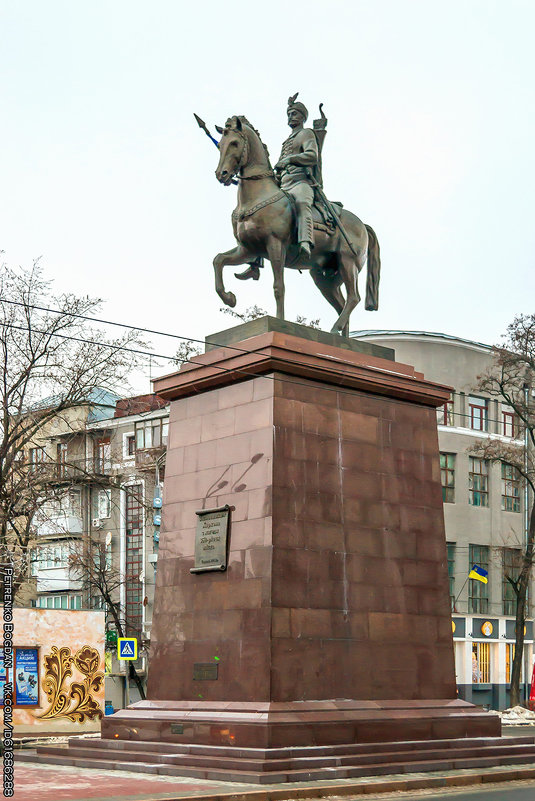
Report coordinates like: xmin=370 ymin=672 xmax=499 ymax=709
xmin=2 ymin=1 xmax=534 ymax=390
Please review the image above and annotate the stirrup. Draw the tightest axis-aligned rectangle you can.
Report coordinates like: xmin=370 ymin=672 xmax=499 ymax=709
xmin=234 ymin=264 xmax=261 ymax=281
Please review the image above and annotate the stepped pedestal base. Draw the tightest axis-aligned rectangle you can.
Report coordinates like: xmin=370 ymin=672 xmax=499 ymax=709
xmin=102 ymin=698 xmax=500 ymax=748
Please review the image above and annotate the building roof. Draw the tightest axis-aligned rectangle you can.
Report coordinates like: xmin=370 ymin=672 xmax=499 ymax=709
xmin=350 ymin=329 xmax=493 ymax=352
xmin=114 ymin=393 xmax=168 ymax=419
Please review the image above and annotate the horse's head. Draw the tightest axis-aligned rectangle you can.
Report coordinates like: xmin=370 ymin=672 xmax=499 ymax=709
xmin=215 ymin=116 xmax=249 ymax=185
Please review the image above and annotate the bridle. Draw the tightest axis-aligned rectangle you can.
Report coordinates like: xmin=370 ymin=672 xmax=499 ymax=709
xmin=223 ymin=127 xmax=275 ymax=182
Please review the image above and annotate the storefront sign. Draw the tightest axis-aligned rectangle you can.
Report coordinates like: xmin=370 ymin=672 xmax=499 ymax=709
xmin=472 ymin=618 xmax=498 ymax=639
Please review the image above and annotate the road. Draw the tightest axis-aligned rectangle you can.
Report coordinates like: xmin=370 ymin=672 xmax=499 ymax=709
xmin=362 ymin=780 xmax=535 ymax=800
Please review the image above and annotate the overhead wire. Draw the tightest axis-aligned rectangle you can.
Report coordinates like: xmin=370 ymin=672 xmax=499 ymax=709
xmin=0 ymin=302 xmax=527 ymax=424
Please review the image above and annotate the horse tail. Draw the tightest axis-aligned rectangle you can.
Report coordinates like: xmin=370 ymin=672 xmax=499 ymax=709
xmin=364 ymin=224 xmax=381 ymax=311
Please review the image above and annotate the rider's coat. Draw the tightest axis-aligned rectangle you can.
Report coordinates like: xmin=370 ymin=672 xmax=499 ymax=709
xmin=278 ymin=128 xmax=319 ymax=247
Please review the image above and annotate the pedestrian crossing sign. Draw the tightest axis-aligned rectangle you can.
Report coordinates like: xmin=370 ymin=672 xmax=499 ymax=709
xmin=117 ymin=638 xmax=137 ymax=660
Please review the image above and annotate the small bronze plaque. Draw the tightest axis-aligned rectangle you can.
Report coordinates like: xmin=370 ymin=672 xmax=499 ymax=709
xmin=193 ymin=662 xmax=219 ymax=681
xmin=170 ymin=723 xmax=184 ymax=734
xmin=191 ymin=505 xmax=230 ymax=573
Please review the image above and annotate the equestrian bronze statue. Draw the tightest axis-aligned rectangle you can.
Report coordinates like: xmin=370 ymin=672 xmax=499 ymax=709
xmin=203 ymin=94 xmax=380 ymax=336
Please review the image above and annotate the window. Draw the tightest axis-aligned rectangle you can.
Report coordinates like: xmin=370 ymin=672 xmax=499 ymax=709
xmin=437 ymin=398 xmax=454 ymax=426
xmin=125 ymin=485 xmax=143 ymax=637
xmin=447 ymin=542 xmax=456 ymax=609
xmin=506 ymin=643 xmax=523 ymax=683
xmin=472 ymin=642 xmax=490 ymax=683
xmin=37 ymin=544 xmax=70 ymax=569
xmin=93 ymin=488 xmax=111 ymax=520
xmin=135 ymin=418 xmax=169 ymax=449
xmin=502 ymin=406 xmax=516 ymax=438
xmin=469 ymin=544 xmax=489 ymax=613
xmin=469 ymin=457 xmax=489 ymax=507
xmin=468 ymin=396 xmax=488 ymax=431
xmin=506 ymin=644 xmax=513 ymax=683
xmin=36 ymin=594 xmax=82 ymax=609
xmin=30 ymin=548 xmax=39 ymax=576
xmin=28 ymin=446 xmax=45 ymax=471
xmin=94 ymin=437 xmax=111 ymax=473
xmin=440 ymin=453 xmax=455 ymax=502
xmin=501 ymin=463 xmax=520 ymax=512
xmin=56 ymin=442 xmax=68 ymax=478
xmin=502 ymin=548 xmax=521 ymax=615
xmin=66 ymin=489 xmax=81 ymax=518
xmin=127 ymin=435 xmax=135 ymax=456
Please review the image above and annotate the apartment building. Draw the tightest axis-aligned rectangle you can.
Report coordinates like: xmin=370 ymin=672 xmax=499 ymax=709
xmin=29 ymin=391 xmax=169 ymax=707
xmin=351 ymin=330 xmax=533 ymax=710
xmin=28 ymin=389 xmax=120 ymax=611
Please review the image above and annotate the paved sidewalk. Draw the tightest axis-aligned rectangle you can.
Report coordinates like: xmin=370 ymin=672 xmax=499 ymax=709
xmin=11 ymin=758 xmax=535 ymax=801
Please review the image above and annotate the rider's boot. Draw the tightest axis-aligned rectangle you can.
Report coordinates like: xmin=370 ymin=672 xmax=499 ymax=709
xmin=235 ymin=258 xmax=262 ymax=281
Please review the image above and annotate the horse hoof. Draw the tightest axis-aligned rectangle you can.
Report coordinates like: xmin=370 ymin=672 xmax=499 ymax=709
xmin=223 ymin=292 xmax=236 ymax=308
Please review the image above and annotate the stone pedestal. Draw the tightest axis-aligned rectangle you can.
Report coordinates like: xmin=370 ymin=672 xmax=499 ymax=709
xmin=102 ymin=319 xmax=500 ymax=748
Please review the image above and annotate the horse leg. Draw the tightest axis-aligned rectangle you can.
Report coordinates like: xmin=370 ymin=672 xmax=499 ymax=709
xmin=310 ymin=268 xmax=352 ymax=336
xmin=310 ymin=266 xmax=345 ymax=314
xmin=213 ymin=245 xmax=255 ymax=308
xmin=266 ymin=237 xmax=286 ymax=320
xmin=331 ymin=252 xmax=361 ymax=335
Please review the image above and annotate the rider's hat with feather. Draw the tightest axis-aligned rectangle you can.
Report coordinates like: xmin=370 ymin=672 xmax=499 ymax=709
xmin=287 ymin=93 xmax=308 ymax=122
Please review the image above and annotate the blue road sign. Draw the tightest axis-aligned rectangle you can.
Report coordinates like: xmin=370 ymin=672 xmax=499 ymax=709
xmin=117 ymin=638 xmax=138 ymax=660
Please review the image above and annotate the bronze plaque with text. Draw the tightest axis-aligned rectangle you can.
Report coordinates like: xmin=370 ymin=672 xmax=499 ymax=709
xmin=193 ymin=663 xmax=218 ymax=681
xmin=191 ymin=505 xmax=230 ymax=573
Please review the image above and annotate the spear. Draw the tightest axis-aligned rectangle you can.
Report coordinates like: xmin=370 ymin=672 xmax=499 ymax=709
xmin=194 ymin=113 xmax=238 ymax=186
xmin=193 ymin=113 xmax=220 ymax=148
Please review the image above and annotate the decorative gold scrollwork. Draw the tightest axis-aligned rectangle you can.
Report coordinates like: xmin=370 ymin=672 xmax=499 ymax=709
xmin=36 ymin=645 xmax=104 ymax=722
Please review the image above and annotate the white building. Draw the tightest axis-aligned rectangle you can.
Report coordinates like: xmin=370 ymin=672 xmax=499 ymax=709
xmin=352 ymin=330 xmax=533 ymax=710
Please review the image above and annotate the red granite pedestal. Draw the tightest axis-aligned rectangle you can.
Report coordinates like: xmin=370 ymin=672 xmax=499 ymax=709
xmin=102 ymin=320 xmax=500 ymax=755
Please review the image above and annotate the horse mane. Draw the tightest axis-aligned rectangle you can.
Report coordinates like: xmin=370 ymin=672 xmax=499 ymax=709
xmin=230 ymin=115 xmax=272 ymax=167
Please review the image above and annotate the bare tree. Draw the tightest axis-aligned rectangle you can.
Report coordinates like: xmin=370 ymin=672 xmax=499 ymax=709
xmin=220 ymin=305 xmax=321 ymax=328
xmin=68 ymin=531 xmax=147 ymax=700
xmin=0 ymin=259 xmax=146 ymax=600
xmin=471 ymin=314 xmax=535 ymax=707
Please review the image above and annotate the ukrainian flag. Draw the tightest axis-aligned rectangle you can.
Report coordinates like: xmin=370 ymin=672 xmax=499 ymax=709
xmin=469 ymin=564 xmax=488 ymax=584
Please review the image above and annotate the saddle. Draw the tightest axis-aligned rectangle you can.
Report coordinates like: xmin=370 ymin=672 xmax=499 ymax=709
xmin=313 ymin=197 xmax=344 ymax=234
xmin=284 ymin=189 xmax=343 ymax=235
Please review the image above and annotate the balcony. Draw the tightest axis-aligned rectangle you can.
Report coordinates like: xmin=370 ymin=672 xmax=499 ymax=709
xmin=34 ymin=512 xmax=83 ymax=538
xmin=135 ymin=446 xmax=166 ymax=471
xmin=28 ymin=457 xmax=112 ymax=482
xmin=36 ymin=568 xmax=82 ymax=593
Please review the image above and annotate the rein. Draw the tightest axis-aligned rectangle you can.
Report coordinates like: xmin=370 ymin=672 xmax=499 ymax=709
xmin=226 ymin=122 xmax=280 ymax=217
xmin=239 ymin=170 xmax=275 ymax=181
xmin=231 ymin=128 xmax=275 ymax=181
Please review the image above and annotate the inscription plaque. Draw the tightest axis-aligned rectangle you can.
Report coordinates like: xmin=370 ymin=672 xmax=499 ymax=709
xmin=170 ymin=723 xmax=184 ymax=734
xmin=193 ymin=663 xmax=219 ymax=681
xmin=190 ymin=505 xmax=230 ymax=573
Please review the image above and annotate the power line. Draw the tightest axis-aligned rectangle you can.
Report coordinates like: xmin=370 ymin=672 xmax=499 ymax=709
xmin=0 ymin=298 xmax=521 ymax=398
xmin=1 ymin=321 xmax=454 ymax=413
xmin=2 ymin=301 xmax=530 ymax=425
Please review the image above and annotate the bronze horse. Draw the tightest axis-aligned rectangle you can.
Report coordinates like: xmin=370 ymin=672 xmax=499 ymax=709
xmin=214 ymin=116 xmax=380 ymax=336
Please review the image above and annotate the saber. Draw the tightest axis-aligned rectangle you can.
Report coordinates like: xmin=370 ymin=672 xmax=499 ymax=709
xmin=306 ymin=169 xmax=360 ymax=261
xmin=194 ymin=113 xmax=238 ymax=186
